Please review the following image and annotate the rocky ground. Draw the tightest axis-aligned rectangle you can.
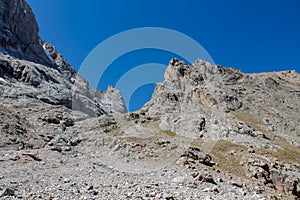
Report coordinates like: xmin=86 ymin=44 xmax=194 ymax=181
xmin=0 ymin=56 xmax=300 ymax=199
xmin=0 ymin=55 xmax=299 ymax=199
xmin=0 ymin=148 xmax=284 ymax=200
xmin=0 ymin=93 xmax=299 ymax=199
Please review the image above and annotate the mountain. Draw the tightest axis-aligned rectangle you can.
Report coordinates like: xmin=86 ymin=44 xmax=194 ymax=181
xmin=144 ymin=58 xmax=299 ymax=148
xmin=0 ymin=1 xmax=299 ymax=199
xmin=0 ymin=0 xmax=52 ymax=66
xmin=0 ymin=0 xmax=127 ymax=116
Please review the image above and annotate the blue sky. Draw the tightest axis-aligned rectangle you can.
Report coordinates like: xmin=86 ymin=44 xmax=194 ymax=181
xmin=27 ymin=0 xmax=300 ymax=111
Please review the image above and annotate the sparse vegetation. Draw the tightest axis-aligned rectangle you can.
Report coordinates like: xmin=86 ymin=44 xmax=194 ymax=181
xmin=233 ymin=109 xmax=274 ymax=139
xmin=210 ymin=140 xmax=249 ymax=179
xmin=256 ymin=136 xmax=300 ymax=165
xmin=161 ymin=129 xmax=177 ymax=137
xmin=233 ymin=109 xmax=300 ymax=165
xmin=104 ymin=128 xmax=124 ymax=137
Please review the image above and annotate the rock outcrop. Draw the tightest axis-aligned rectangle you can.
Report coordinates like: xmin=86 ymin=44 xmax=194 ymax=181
xmin=0 ymin=51 xmax=127 ymax=116
xmin=143 ymin=58 xmax=300 ymax=148
xmin=0 ymin=0 xmax=127 ymax=116
xmin=0 ymin=0 xmax=53 ymax=66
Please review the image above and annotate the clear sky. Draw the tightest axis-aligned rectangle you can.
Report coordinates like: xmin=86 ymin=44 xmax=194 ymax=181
xmin=27 ymin=0 xmax=300 ymax=111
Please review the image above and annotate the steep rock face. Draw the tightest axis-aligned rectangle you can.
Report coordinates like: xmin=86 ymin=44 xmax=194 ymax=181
xmin=41 ymin=41 xmax=76 ymax=80
xmin=143 ymin=58 xmax=299 ymax=148
xmin=0 ymin=52 xmax=127 ymax=116
xmin=0 ymin=0 xmax=127 ymax=116
xmin=0 ymin=0 xmax=53 ymax=66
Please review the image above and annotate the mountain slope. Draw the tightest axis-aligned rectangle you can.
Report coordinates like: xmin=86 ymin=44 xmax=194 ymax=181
xmin=0 ymin=1 xmax=299 ymax=199
xmin=144 ymin=58 xmax=299 ymax=148
xmin=0 ymin=0 xmax=127 ymax=116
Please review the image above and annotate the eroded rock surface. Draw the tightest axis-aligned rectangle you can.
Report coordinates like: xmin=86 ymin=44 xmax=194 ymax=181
xmin=143 ymin=59 xmax=300 ymax=149
xmin=0 ymin=0 xmax=53 ymax=66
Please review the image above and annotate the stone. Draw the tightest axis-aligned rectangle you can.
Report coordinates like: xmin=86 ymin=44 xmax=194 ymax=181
xmin=172 ymin=176 xmax=187 ymax=184
xmin=271 ymin=169 xmax=300 ymax=197
xmin=181 ymin=147 xmax=214 ymax=167
xmin=176 ymin=157 xmax=188 ymax=166
xmin=203 ymin=187 xmax=214 ymax=192
xmin=63 ymin=178 xmax=71 ymax=184
xmin=63 ymin=119 xmax=75 ymax=127
xmin=197 ymin=174 xmax=217 ymax=185
xmin=9 ymin=155 xmax=20 ymax=161
xmin=0 ymin=187 xmax=14 ymax=197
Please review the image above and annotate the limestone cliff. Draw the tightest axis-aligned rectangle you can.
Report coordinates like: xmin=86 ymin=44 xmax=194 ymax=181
xmin=0 ymin=0 xmax=127 ymax=116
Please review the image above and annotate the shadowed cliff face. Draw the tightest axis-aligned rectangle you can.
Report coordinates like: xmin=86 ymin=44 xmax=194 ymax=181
xmin=0 ymin=0 xmax=54 ymax=66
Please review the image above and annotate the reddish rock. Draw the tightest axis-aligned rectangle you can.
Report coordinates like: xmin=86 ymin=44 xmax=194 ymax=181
xmin=271 ymin=170 xmax=300 ymax=198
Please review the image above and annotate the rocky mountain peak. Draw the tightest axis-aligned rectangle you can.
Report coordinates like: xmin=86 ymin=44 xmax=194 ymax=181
xmin=0 ymin=0 xmax=53 ymax=66
xmin=0 ymin=0 xmax=127 ymax=116
xmin=144 ymin=58 xmax=299 ymax=147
